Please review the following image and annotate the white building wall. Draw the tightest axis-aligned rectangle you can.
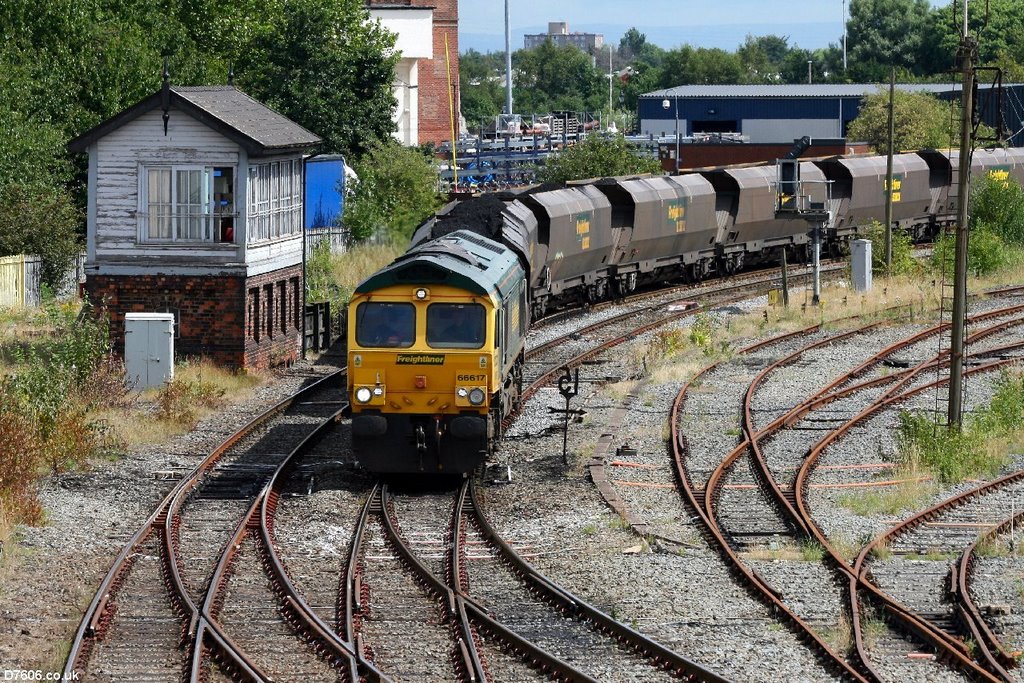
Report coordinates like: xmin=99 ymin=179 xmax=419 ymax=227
xmin=639 ymin=118 xmax=689 ymax=138
xmin=392 ymin=59 xmax=419 ymax=146
xmin=740 ymin=118 xmax=842 ymax=143
xmin=370 ymin=8 xmax=433 ymax=147
xmin=92 ymin=108 xmax=241 ymax=271
xmin=90 ymin=107 xmax=303 ymax=277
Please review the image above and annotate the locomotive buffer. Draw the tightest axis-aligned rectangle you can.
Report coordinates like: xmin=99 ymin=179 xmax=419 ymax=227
xmin=775 ymin=137 xmax=831 ymax=306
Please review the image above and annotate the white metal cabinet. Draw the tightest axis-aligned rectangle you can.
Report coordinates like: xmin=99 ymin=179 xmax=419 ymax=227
xmin=125 ymin=312 xmax=175 ymax=389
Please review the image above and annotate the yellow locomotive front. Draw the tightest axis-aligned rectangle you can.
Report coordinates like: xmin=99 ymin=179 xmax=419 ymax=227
xmin=347 ymin=231 xmax=528 ymax=473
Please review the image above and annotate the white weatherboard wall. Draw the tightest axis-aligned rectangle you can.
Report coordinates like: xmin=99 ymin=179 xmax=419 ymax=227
xmin=851 ymin=239 xmax=872 ymax=293
xmin=125 ymin=312 xmax=175 ymax=389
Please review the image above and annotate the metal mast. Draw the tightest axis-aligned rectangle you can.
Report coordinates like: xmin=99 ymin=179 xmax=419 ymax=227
xmin=504 ymin=0 xmax=513 ymax=115
xmin=948 ymin=0 xmax=974 ymax=429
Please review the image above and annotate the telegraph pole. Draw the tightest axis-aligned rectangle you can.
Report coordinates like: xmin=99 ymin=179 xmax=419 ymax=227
xmin=948 ymin=0 xmax=975 ymax=430
xmin=884 ymin=67 xmax=895 ymax=274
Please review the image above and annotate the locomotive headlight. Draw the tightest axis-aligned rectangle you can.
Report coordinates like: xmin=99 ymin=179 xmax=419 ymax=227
xmin=372 ymin=386 xmax=384 ymax=396
xmin=355 ymin=387 xmax=373 ymax=403
xmin=468 ymin=388 xmax=486 ymax=406
xmin=456 ymin=387 xmax=469 ymax=398
xmin=414 ymin=287 xmax=429 ymax=300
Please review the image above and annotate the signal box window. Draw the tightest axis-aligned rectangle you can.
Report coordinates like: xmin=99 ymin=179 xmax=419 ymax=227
xmin=427 ymin=304 xmax=485 ymax=349
xmin=356 ymin=302 xmax=415 ymax=348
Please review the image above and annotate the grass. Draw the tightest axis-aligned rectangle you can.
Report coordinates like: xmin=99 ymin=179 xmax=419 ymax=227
xmin=821 ymin=611 xmax=853 ymax=654
xmin=601 ymin=380 xmax=638 ymax=402
xmin=836 ymin=471 xmax=938 ymax=517
xmin=861 ymin=610 xmax=890 ymax=650
xmin=0 ymin=300 xmax=272 ymax=585
xmin=828 ymin=534 xmax=866 ymax=564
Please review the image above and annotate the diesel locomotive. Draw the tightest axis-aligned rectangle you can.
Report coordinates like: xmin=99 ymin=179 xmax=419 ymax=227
xmin=348 ymin=146 xmax=1024 ymax=473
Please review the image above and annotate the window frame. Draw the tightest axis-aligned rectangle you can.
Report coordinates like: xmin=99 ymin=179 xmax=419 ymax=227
xmin=139 ymin=164 xmax=237 ymax=244
xmin=426 ymin=303 xmax=487 ymax=350
xmin=247 ymin=159 xmax=303 ymax=244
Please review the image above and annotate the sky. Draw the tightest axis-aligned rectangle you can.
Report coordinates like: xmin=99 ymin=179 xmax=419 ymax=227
xmin=458 ymin=0 xmax=946 ymax=54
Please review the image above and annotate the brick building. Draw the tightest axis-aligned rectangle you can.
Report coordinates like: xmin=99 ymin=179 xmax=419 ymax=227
xmin=67 ymin=83 xmax=321 ymax=370
xmin=368 ymin=0 xmax=460 ymax=146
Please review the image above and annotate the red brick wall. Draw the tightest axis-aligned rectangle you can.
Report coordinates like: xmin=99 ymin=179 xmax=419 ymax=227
xmin=86 ymin=264 xmax=303 ymax=370
xmin=369 ymin=0 xmax=459 ymax=146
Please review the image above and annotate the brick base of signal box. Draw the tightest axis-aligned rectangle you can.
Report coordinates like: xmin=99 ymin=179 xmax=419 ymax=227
xmin=86 ymin=264 xmax=303 ymax=371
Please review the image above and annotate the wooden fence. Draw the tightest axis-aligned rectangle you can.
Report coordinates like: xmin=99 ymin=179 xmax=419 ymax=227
xmin=0 ymin=255 xmax=42 ymax=308
xmin=0 ymin=253 xmax=86 ymax=309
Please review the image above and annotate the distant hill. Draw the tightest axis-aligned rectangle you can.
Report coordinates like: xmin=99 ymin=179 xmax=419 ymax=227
xmin=460 ymin=21 xmax=842 ymax=55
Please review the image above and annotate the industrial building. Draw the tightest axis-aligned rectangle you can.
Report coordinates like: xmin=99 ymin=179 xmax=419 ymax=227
xmin=639 ymin=83 xmax=1024 ymax=147
xmin=524 ymin=22 xmax=604 ymax=52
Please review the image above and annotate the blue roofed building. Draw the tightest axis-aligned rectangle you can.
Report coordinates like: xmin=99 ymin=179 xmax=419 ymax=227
xmin=639 ymin=83 xmax=1024 ymax=147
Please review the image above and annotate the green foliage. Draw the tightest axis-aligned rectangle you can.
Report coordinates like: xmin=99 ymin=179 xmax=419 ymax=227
xmin=513 ymin=41 xmax=607 ymax=114
xmin=344 ymin=139 xmax=444 ymax=242
xmin=688 ymin=313 xmax=714 ymax=352
xmin=234 ymin=0 xmax=399 ymax=156
xmin=538 ymin=135 xmax=661 ymax=184
xmin=5 ymin=302 xmax=112 ymax=435
xmin=847 ymin=89 xmax=957 ymax=153
xmin=155 ymin=376 xmax=226 ymax=427
xmin=846 ymin=0 xmax=934 ymax=81
xmin=859 ymin=221 xmax=917 ymax=275
xmin=897 ymin=404 xmax=1012 ymax=483
xmin=971 ymin=174 xmax=1024 ymax=245
xmin=974 ymin=370 xmax=1024 ymax=435
xmin=931 ymin=225 xmax=1010 ymax=277
xmin=0 ymin=301 xmax=119 ymax=524
xmin=305 ymin=241 xmax=344 ymax=317
xmin=460 ymin=49 xmax=505 ymax=127
xmin=0 ymin=184 xmax=82 ymax=287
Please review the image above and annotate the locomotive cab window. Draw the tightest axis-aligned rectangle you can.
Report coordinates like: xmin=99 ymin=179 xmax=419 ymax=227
xmin=426 ymin=304 xmax=485 ymax=349
xmin=356 ymin=302 xmax=415 ymax=348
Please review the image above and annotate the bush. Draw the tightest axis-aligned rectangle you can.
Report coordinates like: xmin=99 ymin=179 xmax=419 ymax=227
xmin=155 ymin=377 xmax=226 ymax=427
xmin=344 ymin=140 xmax=444 ymax=242
xmin=970 ymin=174 xmax=1024 ymax=245
xmin=859 ymin=220 xmax=916 ymax=275
xmin=931 ymin=225 xmax=1009 ymax=277
xmin=539 ymin=135 xmax=662 ymax=184
xmin=895 ymin=371 xmax=1024 ymax=484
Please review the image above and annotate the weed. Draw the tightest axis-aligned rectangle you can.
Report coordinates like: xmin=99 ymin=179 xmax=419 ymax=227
xmin=870 ymin=543 xmax=892 ymax=561
xmin=607 ymin=515 xmax=631 ymax=531
xmin=800 ymin=539 xmax=826 ymax=562
xmin=821 ymin=611 xmax=853 ymax=654
xmin=861 ymin=610 xmax=889 ymax=650
xmin=582 ymin=522 xmax=598 ymax=536
xmin=836 ymin=472 xmax=937 ymax=516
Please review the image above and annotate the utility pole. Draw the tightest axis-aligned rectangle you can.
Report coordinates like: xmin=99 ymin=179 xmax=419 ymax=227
xmin=504 ymin=0 xmax=513 ymax=116
xmin=842 ymin=0 xmax=848 ymax=71
xmin=884 ymin=67 xmax=895 ymax=274
xmin=948 ymin=0 xmax=974 ymax=430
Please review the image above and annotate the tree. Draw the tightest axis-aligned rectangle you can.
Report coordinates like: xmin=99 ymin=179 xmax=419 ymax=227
xmin=513 ymin=41 xmax=605 ymax=114
xmin=846 ymin=89 xmax=957 ymax=153
xmin=538 ymin=136 xmax=662 ymax=184
xmin=737 ymin=34 xmax=790 ymax=82
xmin=344 ymin=140 xmax=444 ymax=242
xmin=919 ymin=0 xmax=1024 ymax=75
xmin=460 ymin=49 xmax=505 ymax=130
xmin=846 ymin=0 xmax=933 ymax=81
xmin=234 ymin=0 xmax=398 ymax=157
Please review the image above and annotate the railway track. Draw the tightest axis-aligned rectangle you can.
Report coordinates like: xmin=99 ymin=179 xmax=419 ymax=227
xmin=60 ymin=257 xmax=1024 ymax=681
